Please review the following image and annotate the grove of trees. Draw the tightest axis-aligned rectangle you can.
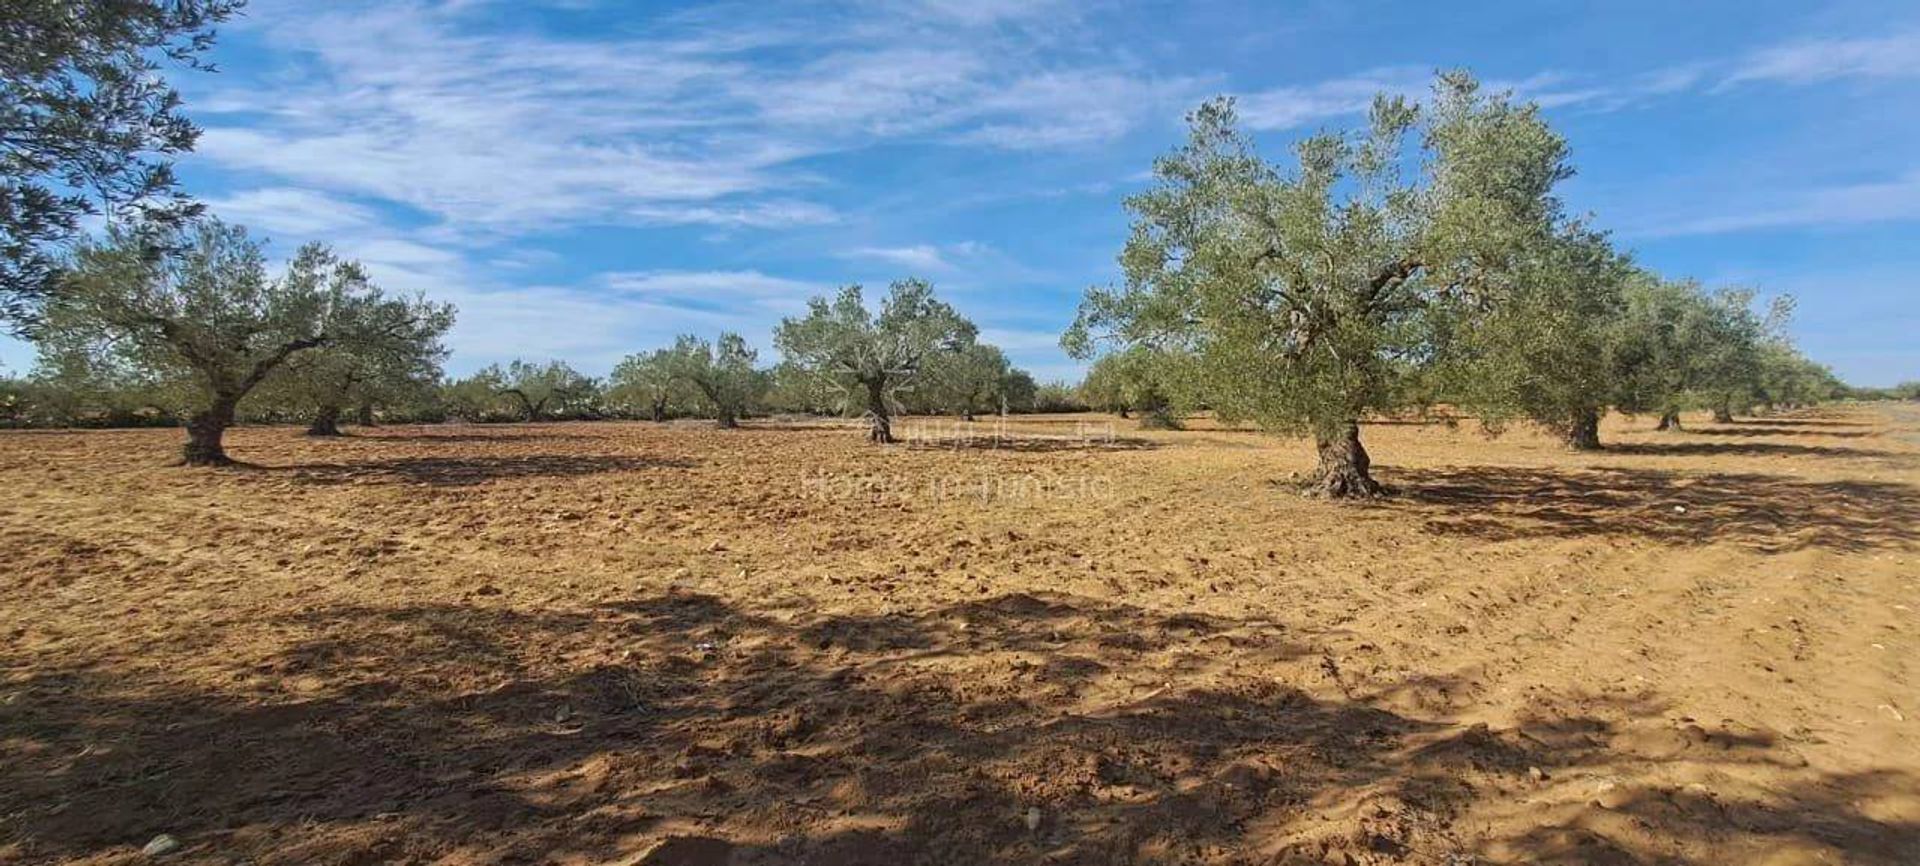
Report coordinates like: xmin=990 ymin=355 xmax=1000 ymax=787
xmin=0 ymin=5 xmax=1877 ymax=489
xmin=1065 ymin=72 xmax=1848 ymax=497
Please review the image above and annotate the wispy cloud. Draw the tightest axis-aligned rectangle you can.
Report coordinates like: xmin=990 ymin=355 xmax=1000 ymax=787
xmin=838 ymin=242 xmax=993 ymax=273
xmin=200 ymin=188 xmax=381 ymax=241
xmin=1235 ymin=67 xmax=1430 ymax=130
xmin=1633 ymin=170 xmax=1920 ymax=237
xmin=1721 ymin=30 xmax=1920 ymax=87
xmin=194 ymin=0 xmax=1194 ymax=237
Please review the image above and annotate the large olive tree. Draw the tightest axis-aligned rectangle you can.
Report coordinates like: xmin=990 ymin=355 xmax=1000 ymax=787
xmin=2 ymin=0 xmax=243 ymax=324
xmin=775 ymin=280 xmax=975 ymax=443
xmin=45 ymin=219 xmax=399 ymax=464
xmin=1066 ymin=73 xmax=1571 ymax=497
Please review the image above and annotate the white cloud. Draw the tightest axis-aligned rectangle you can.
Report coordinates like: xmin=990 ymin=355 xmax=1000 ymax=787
xmin=200 ymin=188 xmax=380 ymax=241
xmin=191 ymin=0 xmax=1194 ymax=239
xmin=841 ymin=244 xmax=954 ymax=272
xmin=1722 ymin=31 xmax=1920 ymax=87
xmin=1235 ymin=67 xmax=1430 ymax=130
xmin=1634 ymin=170 xmax=1920 ymax=237
xmin=601 ymin=269 xmax=821 ymax=311
xmin=978 ymin=327 xmax=1066 ymax=353
xmin=838 ymin=241 xmax=1003 ymax=275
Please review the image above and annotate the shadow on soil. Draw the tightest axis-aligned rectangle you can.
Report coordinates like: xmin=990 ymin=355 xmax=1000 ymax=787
xmin=1724 ymin=417 xmax=1872 ymax=429
xmin=351 ymin=431 xmax=600 ymax=444
xmin=1684 ymin=426 xmax=1876 ymax=439
xmin=900 ymin=435 xmax=1162 ymax=453
xmin=1390 ymin=465 xmax=1920 ymax=552
xmin=261 ymin=454 xmax=695 ymax=487
xmin=4 ymin=591 xmax=1913 ymax=865
xmin=1600 ymin=441 xmax=1896 ymax=459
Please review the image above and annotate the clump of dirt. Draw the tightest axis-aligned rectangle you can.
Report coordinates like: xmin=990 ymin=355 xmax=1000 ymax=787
xmin=1 ymin=408 xmax=1915 ymax=864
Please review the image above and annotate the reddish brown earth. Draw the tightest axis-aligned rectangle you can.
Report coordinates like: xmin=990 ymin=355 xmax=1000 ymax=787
xmin=1 ymin=406 xmax=1916 ymax=865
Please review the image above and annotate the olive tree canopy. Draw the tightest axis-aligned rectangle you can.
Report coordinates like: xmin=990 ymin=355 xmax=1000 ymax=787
xmin=607 ymin=348 xmax=681 ymax=422
xmin=1065 ymin=73 xmax=1573 ymax=497
xmin=662 ymin=332 xmax=767 ymax=428
xmin=2 ymin=0 xmax=243 ymax=325
xmin=260 ymin=291 xmax=455 ymax=436
xmin=45 ymin=218 xmax=417 ymax=464
xmin=775 ymin=280 xmax=975 ymax=443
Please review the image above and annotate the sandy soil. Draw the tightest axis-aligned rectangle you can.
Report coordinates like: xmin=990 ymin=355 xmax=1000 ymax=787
xmin=1 ymin=406 xmax=1915 ymax=865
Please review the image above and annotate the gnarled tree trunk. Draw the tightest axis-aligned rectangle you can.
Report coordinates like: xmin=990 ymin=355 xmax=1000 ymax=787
xmin=1304 ymin=421 xmax=1384 ymax=499
xmin=1565 ymin=407 xmax=1602 ymax=451
xmin=307 ymin=404 xmax=344 ymax=437
xmin=1117 ymin=406 xmax=1130 ymax=419
xmin=649 ymin=397 xmax=667 ymax=423
xmin=183 ymin=397 xmax=238 ymax=466
xmin=355 ymin=402 xmax=376 ymax=427
xmin=715 ymin=408 xmax=738 ymax=429
xmin=1712 ymin=405 xmax=1734 ymax=423
xmin=1655 ymin=411 xmax=1682 ymax=432
xmin=866 ymin=380 xmax=894 ymax=444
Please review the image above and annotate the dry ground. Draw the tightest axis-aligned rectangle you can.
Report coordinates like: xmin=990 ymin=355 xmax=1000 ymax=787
xmin=1 ymin=406 xmax=1916 ymax=865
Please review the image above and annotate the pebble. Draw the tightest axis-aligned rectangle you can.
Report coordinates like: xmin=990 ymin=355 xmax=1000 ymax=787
xmin=141 ymin=834 xmax=181 ymax=858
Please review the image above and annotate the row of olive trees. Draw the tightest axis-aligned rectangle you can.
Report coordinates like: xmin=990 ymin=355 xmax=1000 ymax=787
xmin=1064 ymin=72 xmax=1845 ymax=498
xmin=432 ymin=281 xmax=1038 ymax=439
xmin=21 ymin=220 xmax=455 ymax=463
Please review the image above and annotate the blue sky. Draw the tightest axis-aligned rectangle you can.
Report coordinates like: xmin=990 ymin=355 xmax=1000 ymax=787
xmin=9 ymin=0 xmax=1919 ymax=385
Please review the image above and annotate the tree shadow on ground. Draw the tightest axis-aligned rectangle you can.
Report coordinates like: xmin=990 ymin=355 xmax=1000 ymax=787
xmin=1727 ymin=417 xmax=1872 ymax=428
xmin=900 ymin=435 xmax=1161 ymax=453
xmin=4 ymin=591 xmax=1914 ymax=865
xmin=1389 ymin=465 xmax=1920 ymax=552
xmin=350 ymin=431 xmax=597 ymax=444
xmin=254 ymin=454 xmax=695 ymax=487
xmin=1686 ymin=426 xmax=1876 ymax=439
xmin=1601 ymin=441 xmax=1897 ymax=459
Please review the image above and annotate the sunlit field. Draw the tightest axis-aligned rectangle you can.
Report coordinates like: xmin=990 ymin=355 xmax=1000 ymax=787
xmin=4 ymin=406 xmax=1915 ymax=865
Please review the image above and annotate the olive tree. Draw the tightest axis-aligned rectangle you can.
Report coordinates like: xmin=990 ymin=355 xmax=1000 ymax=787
xmin=927 ymin=343 xmax=1016 ymax=421
xmin=1066 ymin=73 xmax=1571 ymax=497
xmin=44 ymin=219 xmax=395 ymax=464
xmin=662 ymin=332 xmax=767 ymax=428
xmin=1694 ymin=290 xmax=1786 ymax=423
xmin=1078 ymin=347 xmax=1185 ymax=428
xmin=441 ymin=369 xmax=514 ymax=422
xmin=764 ymin=360 xmax=840 ymax=415
xmin=1754 ymin=344 xmax=1839 ymax=411
xmin=607 ymin=348 xmax=680 ymax=421
xmin=27 ymin=314 xmax=193 ymax=426
xmin=1610 ymin=279 xmax=1775 ymax=431
xmin=1439 ymin=225 xmax=1631 ymax=450
xmin=486 ymin=359 xmax=595 ymax=421
xmin=775 ymin=280 xmax=976 ymax=443
xmin=2 ymin=0 xmax=243 ymax=324
xmin=262 ymin=292 xmax=454 ymax=435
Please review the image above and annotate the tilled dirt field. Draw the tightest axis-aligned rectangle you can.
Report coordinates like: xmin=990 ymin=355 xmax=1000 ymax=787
xmin=2 ymin=407 xmax=1916 ymax=865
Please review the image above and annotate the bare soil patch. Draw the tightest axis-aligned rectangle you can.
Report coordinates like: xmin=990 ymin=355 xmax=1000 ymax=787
xmin=3 ymin=408 xmax=1916 ymax=865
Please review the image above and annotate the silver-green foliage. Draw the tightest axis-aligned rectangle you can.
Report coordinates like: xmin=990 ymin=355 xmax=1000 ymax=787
xmin=775 ymin=279 xmax=976 ymax=442
xmin=44 ymin=218 xmax=410 ymax=462
xmin=1065 ymin=72 xmax=1571 ymax=494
